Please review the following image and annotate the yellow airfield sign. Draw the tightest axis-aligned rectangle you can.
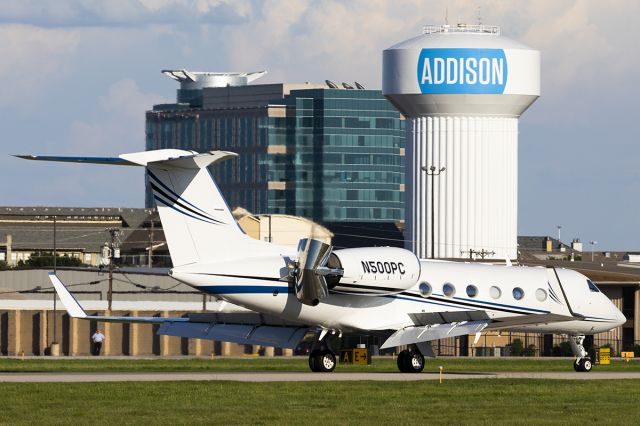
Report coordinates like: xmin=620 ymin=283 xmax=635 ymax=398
xmin=339 ymin=348 xmax=370 ymax=365
xmin=598 ymin=347 xmax=611 ymax=365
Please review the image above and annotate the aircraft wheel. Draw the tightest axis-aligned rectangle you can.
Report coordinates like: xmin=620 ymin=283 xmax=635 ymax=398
xmin=315 ymin=350 xmax=336 ymax=372
xmin=580 ymin=358 xmax=593 ymax=372
xmin=573 ymin=361 xmax=581 ymax=372
xmin=407 ymin=351 xmax=425 ymax=373
xmin=397 ymin=350 xmax=410 ymax=372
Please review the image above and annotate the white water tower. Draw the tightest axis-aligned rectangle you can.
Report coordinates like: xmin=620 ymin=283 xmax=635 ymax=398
xmin=383 ymin=24 xmax=540 ymax=259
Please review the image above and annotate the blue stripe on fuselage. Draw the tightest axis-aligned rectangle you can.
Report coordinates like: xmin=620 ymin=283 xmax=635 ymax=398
xmin=200 ymin=285 xmax=290 ymax=294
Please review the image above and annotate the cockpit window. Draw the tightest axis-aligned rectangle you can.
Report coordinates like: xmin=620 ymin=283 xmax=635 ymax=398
xmin=587 ymin=280 xmax=600 ymax=293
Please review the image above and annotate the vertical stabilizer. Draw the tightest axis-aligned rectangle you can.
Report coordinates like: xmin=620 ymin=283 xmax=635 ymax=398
xmin=136 ymin=151 xmax=280 ymax=266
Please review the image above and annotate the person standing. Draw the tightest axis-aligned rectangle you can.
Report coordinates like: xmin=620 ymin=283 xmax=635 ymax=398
xmin=91 ymin=330 xmax=105 ymax=356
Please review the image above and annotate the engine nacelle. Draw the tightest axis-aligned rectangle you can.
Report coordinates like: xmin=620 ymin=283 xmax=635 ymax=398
xmin=329 ymin=247 xmax=421 ymax=295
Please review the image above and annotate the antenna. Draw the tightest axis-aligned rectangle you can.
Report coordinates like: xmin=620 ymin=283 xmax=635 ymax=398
xmin=477 ymin=6 xmax=482 ymax=25
xmin=445 ymin=7 xmax=448 ymax=25
xmin=325 ymin=80 xmax=339 ymax=89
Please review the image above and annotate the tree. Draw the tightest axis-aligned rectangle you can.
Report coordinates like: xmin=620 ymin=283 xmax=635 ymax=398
xmin=19 ymin=251 xmax=83 ymax=268
xmin=552 ymin=341 xmax=573 ymax=356
xmin=523 ymin=344 xmax=537 ymax=357
xmin=507 ymin=338 xmax=524 ymax=356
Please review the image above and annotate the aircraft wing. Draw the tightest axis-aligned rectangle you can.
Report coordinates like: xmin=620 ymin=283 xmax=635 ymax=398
xmin=485 ymin=312 xmax=580 ymax=329
xmin=380 ymin=309 xmax=579 ymax=349
xmin=48 ymin=273 xmax=311 ymax=349
xmin=381 ymin=320 xmax=489 ymax=349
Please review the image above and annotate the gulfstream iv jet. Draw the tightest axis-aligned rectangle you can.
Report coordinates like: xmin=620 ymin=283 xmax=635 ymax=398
xmin=18 ymin=149 xmax=625 ymax=373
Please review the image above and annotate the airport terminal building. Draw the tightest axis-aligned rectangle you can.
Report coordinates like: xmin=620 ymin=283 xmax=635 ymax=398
xmin=145 ymin=71 xmax=405 ymax=224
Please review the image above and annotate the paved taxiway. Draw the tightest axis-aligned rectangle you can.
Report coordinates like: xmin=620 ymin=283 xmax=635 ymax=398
xmin=1 ymin=371 xmax=639 ymax=382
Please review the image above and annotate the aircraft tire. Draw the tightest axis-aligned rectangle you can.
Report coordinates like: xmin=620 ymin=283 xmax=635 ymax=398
xmin=407 ymin=351 xmax=425 ymax=373
xmin=308 ymin=350 xmax=321 ymax=372
xmin=315 ymin=350 xmax=336 ymax=372
xmin=580 ymin=358 xmax=593 ymax=372
xmin=573 ymin=361 xmax=581 ymax=372
xmin=397 ymin=350 xmax=410 ymax=372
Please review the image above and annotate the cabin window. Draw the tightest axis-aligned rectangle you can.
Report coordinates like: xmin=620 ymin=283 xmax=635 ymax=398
xmin=489 ymin=286 xmax=501 ymax=299
xmin=587 ymin=280 xmax=600 ymax=293
xmin=466 ymin=285 xmax=478 ymax=298
xmin=512 ymin=287 xmax=525 ymax=300
xmin=535 ymin=288 xmax=547 ymax=302
xmin=419 ymin=282 xmax=432 ymax=297
xmin=443 ymin=283 xmax=456 ymax=297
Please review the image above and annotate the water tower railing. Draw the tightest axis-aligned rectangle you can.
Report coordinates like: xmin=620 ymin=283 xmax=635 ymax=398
xmin=422 ymin=24 xmax=500 ymax=35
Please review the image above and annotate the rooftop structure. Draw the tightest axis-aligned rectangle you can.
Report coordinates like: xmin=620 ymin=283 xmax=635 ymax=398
xmin=161 ymin=69 xmax=267 ymax=107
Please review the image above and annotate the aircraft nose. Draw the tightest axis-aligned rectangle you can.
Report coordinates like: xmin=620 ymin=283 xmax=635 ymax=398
xmin=614 ymin=305 xmax=626 ymax=326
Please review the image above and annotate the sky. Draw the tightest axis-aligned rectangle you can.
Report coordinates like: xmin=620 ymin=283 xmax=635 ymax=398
xmin=0 ymin=0 xmax=638 ymax=250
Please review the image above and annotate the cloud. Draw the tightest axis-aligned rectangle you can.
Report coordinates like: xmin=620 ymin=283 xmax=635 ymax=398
xmin=2 ymin=0 xmax=639 ymax=247
xmin=7 ymin=78 xmax=172 ymax=207
xmin=68 ymin=78 xmax=170 ymax=155
xmin=0 ymin=0 xmax=253 ymax=27
xmin=0 ymin=25 xmax=79 ymax=108
xmin=225 ymin=0 xmax=429 ymax=87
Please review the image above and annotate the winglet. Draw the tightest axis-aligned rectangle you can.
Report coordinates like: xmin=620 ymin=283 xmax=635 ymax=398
xmin=48 ymin=273 xmax=87 ymax=318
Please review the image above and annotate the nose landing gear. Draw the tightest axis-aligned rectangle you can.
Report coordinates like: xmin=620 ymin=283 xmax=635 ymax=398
xmin=569 ymin=335 xmax=593 ymax=372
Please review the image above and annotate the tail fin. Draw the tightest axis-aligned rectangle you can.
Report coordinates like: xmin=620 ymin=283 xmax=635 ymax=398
xmin=18 ymin=149 xmax=280 ymax=266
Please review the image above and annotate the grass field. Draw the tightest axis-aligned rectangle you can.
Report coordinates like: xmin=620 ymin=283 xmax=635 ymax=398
xmin=1 ymin=379 xmax=639 ymax=425
xmin=0 ymin=356 xmax=639 ymax=373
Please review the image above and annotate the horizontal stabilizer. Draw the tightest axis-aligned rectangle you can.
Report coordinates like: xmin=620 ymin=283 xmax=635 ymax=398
xmin=15 ymin=155 xmax=135 ymax=166
xmin=121 ymin=150 xmax=237 ymax=169
xmin=16 ymin=149 xmax=237 ymax=170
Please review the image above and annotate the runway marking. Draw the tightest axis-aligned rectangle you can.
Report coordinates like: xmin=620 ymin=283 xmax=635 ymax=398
xmin=1 ymin=371 xmax=639 ymax=382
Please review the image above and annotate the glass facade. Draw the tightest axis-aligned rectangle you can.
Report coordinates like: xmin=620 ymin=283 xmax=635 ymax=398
xmin=146 ymin=87 xmax=404 ymax=223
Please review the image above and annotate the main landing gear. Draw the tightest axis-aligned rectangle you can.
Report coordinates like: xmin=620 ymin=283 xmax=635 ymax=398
xmin=397 ymin=346 xmax=425 ymax=373
xmin=569 ymin=335 xmax=593 ymax=372
xmin=308 ymin=331 xmax=337 ymax=373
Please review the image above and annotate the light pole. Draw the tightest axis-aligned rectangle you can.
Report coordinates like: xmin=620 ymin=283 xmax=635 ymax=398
xmin=52 ymin=215 xmax=57 ymax=348
xmin=589 ymin=240 xmax=598 ymax=262
xmin=421 ymin=165 xmax=446 ymax=259
xmin=105 ymin=228 xmax=120 ymax=311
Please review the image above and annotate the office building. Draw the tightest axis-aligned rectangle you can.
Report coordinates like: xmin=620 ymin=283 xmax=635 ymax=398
xmin=146 ymin=71 xmax=405 ymax=225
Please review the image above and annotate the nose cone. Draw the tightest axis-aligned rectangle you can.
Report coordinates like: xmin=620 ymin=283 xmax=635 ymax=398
xmin=614 ymin=306 xmax=627 ymax=327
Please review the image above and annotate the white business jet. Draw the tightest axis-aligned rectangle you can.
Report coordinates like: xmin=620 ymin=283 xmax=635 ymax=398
xmin=18 ymin=149 xmax=625 ymax=373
